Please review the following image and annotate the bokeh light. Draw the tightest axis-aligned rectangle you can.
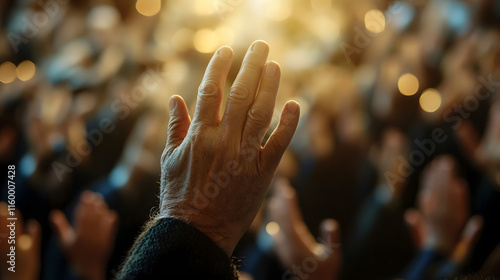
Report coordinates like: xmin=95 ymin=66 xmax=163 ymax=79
xmin=214 ymin=26 xmax=234 ymax=46
xmin=18 ymin=235 xmax=33 ymax=250
xmin=313 ymin=244 xmax=326 ymax=258
xmin=311 ymin=0 xmax=332 ymax=10
xmin=88 ymin=5 xmax=120 ymax=30
xmin=365 ymin=9 xmax=385 ymax=33
xmin=0 ymin=1 xmax=498 ymax=279
xmin=136 ymin=0 xmax=161 ymax=17
xmin=419 ymin=88 xmax=442 ymax=113
xmin=193 ymin=29 xmax=219 ymax=53
xmin=193 ymin=0 xmax=215 ymax=15
xmin=171 ymin=28 xmax=195 ymax=51
xmin=265 ymin=0 xmax=293 ymax=22
xmin=265 ymin=222 xmax=280 ymax=236
xmin=398 ymin=73 xmax=419 ymax=96
xmin=16 ymin=60 xmax=36 ymax=81
xmin=0 ymin=61 xmax=16 ymax=84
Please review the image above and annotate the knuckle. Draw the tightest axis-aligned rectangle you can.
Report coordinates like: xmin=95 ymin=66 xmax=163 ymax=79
xmin=168 ymin=115 xmax=183 ymax=130
xmin=198 ymin=81 xmax=220 ymax=100
xmin=168 ymin=118 xmax=186 ymax=137
xmin=190 ymin=128 xmax=213 ymax=149
xmin=243 ymin=59 xmax=264 ymax=73
xmin=229 ymin=84 xmax=250 ymax=101
xmin=248 ymin=107 xmax=269 ymax=126
xmin=270 ymin=134 xmax=287 ymax=151
xmin=259 ymin=82 xmax=277 ymax=93
xmin=280 ymin=113 xmax=293 ymax=126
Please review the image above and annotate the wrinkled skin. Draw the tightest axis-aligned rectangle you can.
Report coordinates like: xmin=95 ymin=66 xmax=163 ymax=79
xmin=159 ymin=41 xmax=300 ymax=256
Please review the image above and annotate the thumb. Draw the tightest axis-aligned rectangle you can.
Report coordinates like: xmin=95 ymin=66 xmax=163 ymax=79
xmin=49 ymin=210 xmax=74 ymax=247
xmin=317 ymin=219 xmax=341 ymax=261
xmin=164 ymin=95 xmax=191 ymax=157
xmin=451 ymin=215 xmax=483 ymax=264
xmin=405 ymin=208 xmax=425 ymax=249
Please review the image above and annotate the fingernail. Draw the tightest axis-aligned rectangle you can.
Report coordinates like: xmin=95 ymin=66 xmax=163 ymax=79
xmin=251 ymin=40 xmax=269 ymax=53
xmin=265 ymin=62 xmax=278 ymax=78
xmin=217 ymin=46 xmax=232 ymax=58
xmin=169 ymin=97 xmax=177 ymax=111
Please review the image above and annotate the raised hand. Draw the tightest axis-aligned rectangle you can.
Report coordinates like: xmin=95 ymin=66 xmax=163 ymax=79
xmin=159 ymin=40 xmax=300 ymax=256
xmin=268 ymin=178 xmax=342 ymax=280
xmin=0 ymin=202 xmax=41 ymax=280
xmin=476 ymin=101 xmax=500 ymax=188
xmin=50 ymin=191 xmax=118 ymax=280
xmin=370 ymin=128 xmax=409 ymax=197
xmin=405 ymin=156 xmax=483 ymax=259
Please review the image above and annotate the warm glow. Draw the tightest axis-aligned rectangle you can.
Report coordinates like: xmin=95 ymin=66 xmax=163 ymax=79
xmin=192 ymin=0 xmax=215 ymax=15
xmin=193 ymin=29 xmax=218 ymax=53
xmin=214 ymin=25 xmax=234 ymax=46
xmin=310 ymin=15 xmax=340 ymax=42
xmin=0 ymin=61 xmax=16 ymax=84
xmin=266 ymin=222 xmax=280 ymax=236
xmin=420 ymin=88 xmax=441 ymax=113
xmin=365 ymin=9 xmax=385 ymax=33
xmin=16 ymin=60 xmax=36 ymax=81
xmin=265 ymin=0 xmax=293 ymax=22
xmin=0 ymin=202 xmax=7 ymax=216
xmin=172 ymin=28 xmax=194 ymax=51
xmin=311 ymin=0 xmax=332 ymax=10
xmin=136 ymin=0 xmax=161 ymax=16
xmin=398 ymin=73 xmax=419 ymax=96
xmin=88 ymin=5 xmax=120 ymax=30
xmin=313 ymin=244 xmax=326 ymax=259
xmin=18 ymin=235 xmax=33 ymax=250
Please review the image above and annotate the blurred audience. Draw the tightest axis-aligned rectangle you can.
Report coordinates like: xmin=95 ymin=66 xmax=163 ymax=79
xmin=1 ymin=0 xmax=499 ymax=279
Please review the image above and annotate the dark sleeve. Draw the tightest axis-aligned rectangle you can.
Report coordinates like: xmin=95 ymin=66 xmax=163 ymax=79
xmin=116 ymin=217 xmax=238 ymax=280
xmin=402 ymin=249 xmax=449 ymax=280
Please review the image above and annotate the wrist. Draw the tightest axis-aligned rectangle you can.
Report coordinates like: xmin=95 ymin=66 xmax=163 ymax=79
xmin=160 ymin=208 xmax=236 ymax=257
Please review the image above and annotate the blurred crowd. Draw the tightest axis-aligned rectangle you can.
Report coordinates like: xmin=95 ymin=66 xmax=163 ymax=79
xmin=1 ymin=0 xmax=500 ymax=279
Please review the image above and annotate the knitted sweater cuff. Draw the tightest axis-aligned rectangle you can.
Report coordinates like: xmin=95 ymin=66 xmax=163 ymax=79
xmin=117 ymin=217 xmax=238 ymax=279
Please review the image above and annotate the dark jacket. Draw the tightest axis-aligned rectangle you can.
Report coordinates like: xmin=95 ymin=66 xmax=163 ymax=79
xmin=117 ymin=217 xmax=238 ymax=280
